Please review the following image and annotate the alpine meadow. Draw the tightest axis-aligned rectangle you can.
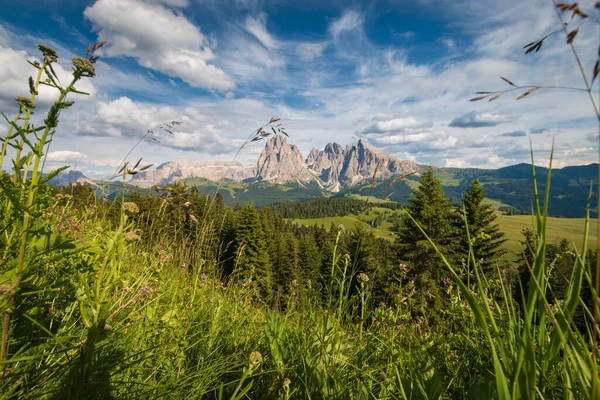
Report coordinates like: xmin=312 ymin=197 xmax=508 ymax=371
xmin=1 ymin=0 xmax=600 ymax=399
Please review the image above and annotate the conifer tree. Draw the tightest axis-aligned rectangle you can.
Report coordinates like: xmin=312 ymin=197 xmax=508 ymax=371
xmin=395 ymin=167 xmax=458 ymax=314
xmin=235 ymin=203 xmax=273 ymax=300
xmin=273 ymin=231 xmax=299 ymax=294
xmin=298 ymin=233 xmax=322 ymax=285
xmin=396 ymin=167 xmax=458 ymax=271
xmin=459 ymin=179 xmax=506 ymax=270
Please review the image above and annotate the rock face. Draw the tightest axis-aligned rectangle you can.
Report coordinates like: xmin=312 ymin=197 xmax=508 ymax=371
xmin=129 ymin=136 xmax=418 ymax=191
xmin=256 ymin=136 xmax=314 ymax=184
xmin=130 ymin=161 xmax=256 ymax=187
xmin=307 ymin=139 xmax=418 ymax=191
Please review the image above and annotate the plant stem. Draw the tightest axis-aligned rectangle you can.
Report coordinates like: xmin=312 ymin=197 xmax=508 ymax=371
xmin=0 ymin=76 xmax=77 ymax=366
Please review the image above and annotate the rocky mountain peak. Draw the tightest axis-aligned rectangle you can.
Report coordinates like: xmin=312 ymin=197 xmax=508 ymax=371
xmin=256 ymin=136 xmax=314 ymax=184
xmin=128 ymin=135 xmax=418 ymax=192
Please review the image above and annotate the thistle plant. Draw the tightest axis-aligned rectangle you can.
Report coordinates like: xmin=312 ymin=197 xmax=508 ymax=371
xmin=0 ymin=42 xmax=102 ymax=368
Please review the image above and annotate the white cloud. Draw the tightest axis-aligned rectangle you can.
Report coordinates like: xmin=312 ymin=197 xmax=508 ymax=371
xmin=69 ymin=96 xmax=260 ymax=155
xmin=449 ymin=111 xmax=516 ymax=128
xmin=46 ymin=150 xmax=87 ymax=162
xmin=297 ymin=42 xmax=327 ymax=61
xmin=84 ymin=0 xmax=235 ymax=90
xmin=439 ymin=37 xmax=456 ymax=51
xmin=329 ymin=10 xmax=363 ymax=40
xmin=244 ymin=13 xmax=279 ymax=50
xmin=355 ymin=115 xmax=457 ymax=154
xmin=358 ymin=115 xmax=433 ymax=135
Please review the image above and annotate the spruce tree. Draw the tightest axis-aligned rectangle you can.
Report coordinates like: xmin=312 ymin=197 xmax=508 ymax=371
xmin=459 ymin=179 xmax=506 ymax=270
xmin=235 ymin=203 xmax=273 ymax=300
xmin=396 ymin=167 xmax=458 ymax=271
xmin=395 ymin=167 xmax=458 ymax=315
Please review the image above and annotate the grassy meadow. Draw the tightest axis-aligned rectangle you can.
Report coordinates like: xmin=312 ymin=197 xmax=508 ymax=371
xmin=293 ymin=212 xmax=598 ymax=259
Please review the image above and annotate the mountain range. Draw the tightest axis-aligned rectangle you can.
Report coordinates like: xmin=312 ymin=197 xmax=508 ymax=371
xmin=130 ymin=136 xmax=419 ymax=190
xmin=49 ymin=136 xmax=598 ymax=218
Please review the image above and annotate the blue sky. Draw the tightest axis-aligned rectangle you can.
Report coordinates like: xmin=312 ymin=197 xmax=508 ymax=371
xmin=1 ymin=0 xmax=598 ymax=178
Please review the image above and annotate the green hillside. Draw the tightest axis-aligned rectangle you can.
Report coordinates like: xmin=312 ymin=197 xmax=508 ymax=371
xmin=292 ymin=212 xmax=597 ymax=260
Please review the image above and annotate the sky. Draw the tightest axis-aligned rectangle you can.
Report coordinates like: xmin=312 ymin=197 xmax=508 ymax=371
xmin=1 ymin=0 xmax=599 ymax=178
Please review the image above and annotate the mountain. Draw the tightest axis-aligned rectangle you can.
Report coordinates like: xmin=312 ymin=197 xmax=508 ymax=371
xmin=48 ymin=170 xmax=91 ymax=186
xmin=312 ymin=139 xmax=417 ymax=190
xmin=256 ymin=136 xmax=419 ymax=191
xmin=339 ymin=163 xmax=598 ymax=218
xmin=256 ymin=135 xmax=314 ymax=184
xmin=130 ymin=161 xmax=256 ymax=188
xmin=129 ymin=136 xmax=419 ymax=191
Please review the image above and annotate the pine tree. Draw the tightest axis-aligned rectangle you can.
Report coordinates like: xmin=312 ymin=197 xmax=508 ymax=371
xmin=459 ymin=179 xmax=506 ymax=271
xmin=395 ymin=167 xmax=458 ymax=315
xmin=235 ymin=203 xmax=273 ymax=300
xmin=396 ymin=167 xmax=458 ymax=271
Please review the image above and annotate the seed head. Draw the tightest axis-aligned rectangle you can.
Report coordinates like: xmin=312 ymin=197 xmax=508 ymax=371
xmin=358 ymin=272 xmax=369 ymax=283
xmin=123 ymin=202 xmax=139 ymax=214
xmin=38 ymin=44 xmax=58 ymax=62
xmin=72 ymin=56 xmax=96 ymax=78
xmin=15 ymin=97 xmax=35 ymax=111
xmin=282 ymin=378 xmax=291 ymax=388
xmin=124 ymin=231 xmax=141 ymax=241
xmin=249 ymin=351 xmax=263 ymax=366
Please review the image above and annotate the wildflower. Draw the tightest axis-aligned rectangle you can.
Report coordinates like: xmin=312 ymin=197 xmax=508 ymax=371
xmin=399 ymin=263 xmax=408 ymax=273
xmin=449 ymin=353 xmax=459 ymax=361
xmin=442 ymin=277 xmax=450 ymax=287
xmin=282 ymin=378 xmax=291 ymax=388
xmin=15 ymin=97 xmax=35 ymax=111
xmin=139 ymin=285 xmax=151 ymax=297
xmin=201 ymin=273 xmax=207 ymax=281
xmin=72 ymin=56 xmax=95 ymax=77
xmin=358 ymin=272 xmax=369 ymax=283
xmin=338 ymin=224 xmax=344 ymax=231
xmin=38 ymin=44 xmax=58 ymax=62
xmin=291 ymin=279 xmax=297 ymax=287
xmin=249 ymin=351 xmax=263 ymax=366
xmin=122 ymin=202 xmax=139 ymax=214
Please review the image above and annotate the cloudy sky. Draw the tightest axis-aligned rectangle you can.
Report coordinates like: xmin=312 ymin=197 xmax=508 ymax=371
xmin=1 ymin=0 xmax=598 ymax=178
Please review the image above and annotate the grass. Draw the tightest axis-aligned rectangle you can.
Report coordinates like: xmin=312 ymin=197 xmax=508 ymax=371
xmin=497 ymin=215 xmax=598 ymax=258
